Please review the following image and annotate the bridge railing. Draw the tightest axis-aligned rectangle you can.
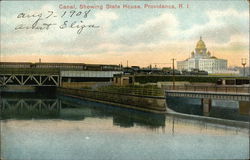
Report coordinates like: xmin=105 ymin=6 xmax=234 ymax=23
xmin=164 ymin=85 xmax=250 ymax=93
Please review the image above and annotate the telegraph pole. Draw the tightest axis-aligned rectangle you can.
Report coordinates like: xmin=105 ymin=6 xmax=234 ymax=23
xmin=172 ymin=58 xmax=176 ymax=90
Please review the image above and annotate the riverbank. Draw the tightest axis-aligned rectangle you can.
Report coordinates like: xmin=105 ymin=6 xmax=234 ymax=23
xmin=166 ymin=107 xmax=249 ymax=129
xmin=57 ymin=87 xmax=166 ymax=114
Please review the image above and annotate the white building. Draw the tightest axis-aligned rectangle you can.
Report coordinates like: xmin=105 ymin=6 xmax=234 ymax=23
xmin=177 ymin=37 xmax=234 ymax=74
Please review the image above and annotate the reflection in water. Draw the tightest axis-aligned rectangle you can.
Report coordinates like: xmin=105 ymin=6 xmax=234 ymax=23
xmin=166 ymin=97 xmax=250 ymax=122
xmin=0 ymin=94 xmax=165 ymax=129
xmin=60 ymin=96 xmax=166 ymax=129
xmin=1 ymin=98 xmax=61 ymax=119
xmin=0 ymin=93 xmax=249 ymax=160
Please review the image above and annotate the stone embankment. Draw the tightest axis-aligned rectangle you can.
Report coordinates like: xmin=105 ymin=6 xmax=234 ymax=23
xmin=57 ymin=87 xmax=166 ymax=113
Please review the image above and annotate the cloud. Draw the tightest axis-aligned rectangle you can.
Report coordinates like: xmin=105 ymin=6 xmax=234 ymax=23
xmin=182 ymin=8 xmax=249 ymax=44
xmin=40 ymin=11 xmax=119 ymax=54
xmin=113 ymin=13 xmax=179 ymax=45
xmin=1 ymin=5 xmax=249 ymax=67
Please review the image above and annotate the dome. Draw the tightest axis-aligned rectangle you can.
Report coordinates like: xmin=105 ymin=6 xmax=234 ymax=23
xmin=196 ymin=36 xmax=206 ymax=49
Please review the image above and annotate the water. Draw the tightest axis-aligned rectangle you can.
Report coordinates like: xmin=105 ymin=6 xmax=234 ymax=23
xmin=0 ymin=93 xmax=249 ymax=160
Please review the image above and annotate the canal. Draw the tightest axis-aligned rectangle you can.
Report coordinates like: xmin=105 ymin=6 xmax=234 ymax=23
xmin=0 ymin=92 xmax=249 ymax=160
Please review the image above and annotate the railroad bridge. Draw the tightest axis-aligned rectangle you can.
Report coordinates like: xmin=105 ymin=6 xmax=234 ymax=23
xmin=0 ymin=68 xmax=122 ymax=87
xmin=165 ymin=85 xmax=250 ymax=114
xmin=0 ymin=68 xmax=60 ymax=86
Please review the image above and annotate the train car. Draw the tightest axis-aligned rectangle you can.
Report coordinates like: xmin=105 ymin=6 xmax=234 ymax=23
xmin=84 ymin=64 xmax=103 ymax=71
xmin=83 ymin=64 xmax=121 ymax=71
xmin=33 ymin=62 xmax=84 ymax=69
xmin=0 ymin=62 xmax=32 ymax=68
xmin=101 ymin=65 xmax=121 ymax=71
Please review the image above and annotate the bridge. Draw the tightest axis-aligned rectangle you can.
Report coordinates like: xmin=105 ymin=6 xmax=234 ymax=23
xmin=0 ymin=68 xmax=122 ymax=87
xmin=165 ymin=85 xmax=250 ymax=114
xmin=0 ymin=68 xmax=60 ymax=86
xmin=166 ymin=91 xmax=250 ymax=101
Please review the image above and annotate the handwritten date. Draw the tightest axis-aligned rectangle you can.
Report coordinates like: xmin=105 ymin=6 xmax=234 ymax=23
xmin=15 ymin=10 xmax=99 ymax=34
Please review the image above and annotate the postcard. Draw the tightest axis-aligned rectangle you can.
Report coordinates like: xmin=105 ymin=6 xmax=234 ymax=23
xmin=0 ymin=0 xmax=249 ymax=160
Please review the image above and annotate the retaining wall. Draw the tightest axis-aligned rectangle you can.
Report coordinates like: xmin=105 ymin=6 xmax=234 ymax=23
xmin=57 ymin=87 xmax=166 ymax=113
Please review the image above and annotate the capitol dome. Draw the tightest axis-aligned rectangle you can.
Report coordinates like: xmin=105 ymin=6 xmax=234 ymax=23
xmin=177 ymin=36 xmax=228 ymax=74
xmin=196 ymin=36 xmax=206 ymax=49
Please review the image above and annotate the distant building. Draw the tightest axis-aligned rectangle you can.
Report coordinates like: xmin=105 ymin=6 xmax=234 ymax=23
xmin=177 ymin=37 xmax=234 ymax=74
xmin=113 ymin=74 xmax=134 ymax=86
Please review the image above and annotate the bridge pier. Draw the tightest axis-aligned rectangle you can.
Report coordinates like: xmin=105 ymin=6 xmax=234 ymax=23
xmin=239 ymin=101 xmax=250 ymax=115
xmin=202 ymin=98 xmax=212 ymax=113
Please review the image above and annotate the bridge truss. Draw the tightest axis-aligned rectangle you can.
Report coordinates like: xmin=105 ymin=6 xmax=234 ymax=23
xmin=0 ymin=74 xmax=60 ymax=86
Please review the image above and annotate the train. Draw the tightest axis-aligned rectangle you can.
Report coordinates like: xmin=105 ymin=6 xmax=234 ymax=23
xmin=0 ymin=62 xmax=212 ymax=75
xmin=0 ymin=62 xmax=122 ymax=71
xmin=123 ymin=66 xmax=208 ymax=75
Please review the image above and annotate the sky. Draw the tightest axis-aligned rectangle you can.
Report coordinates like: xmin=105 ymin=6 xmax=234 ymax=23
xmin=0 ymin=0 xmax=249 ymax=67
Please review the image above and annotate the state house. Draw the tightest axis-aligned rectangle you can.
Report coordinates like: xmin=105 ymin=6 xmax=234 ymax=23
xmin=177 ymin=37 xmax=228 ymax=74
